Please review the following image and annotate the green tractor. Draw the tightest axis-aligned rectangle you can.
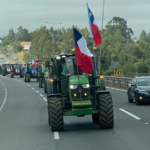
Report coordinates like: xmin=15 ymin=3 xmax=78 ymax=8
xmin=36 ymin=62 xmax=44 ymax=88
xmin=47 ymin=53 xmax=114 ymax=131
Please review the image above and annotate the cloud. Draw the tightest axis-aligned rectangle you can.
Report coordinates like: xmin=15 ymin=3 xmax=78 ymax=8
xmin=0 ymin=0 xmax=150 ymax=38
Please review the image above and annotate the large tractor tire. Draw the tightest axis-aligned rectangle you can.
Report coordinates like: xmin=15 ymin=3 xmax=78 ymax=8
xmin=92 ymin=114 xmax=99 ymax=124
xmin=26 ymin=74 xmax=30 ymax=82
xmin=24 ymin=74 xmax=26 ymax=82
xmin=48 ymin=97 xmax=64 ymax=131
xmin=39 ymin=78 xmax=43 ymax=88
xmin=20 ymin=72 xmax=24 ymax=78
xmin=44 ymin=81 xmax=47 ymax=93
xmin=2 ymin=71 xmax=6 ymax=76
xmin=98 ymin=93 xmax=114 ymax=129
xmin=10 ymin=72 xmax=14 ymax=78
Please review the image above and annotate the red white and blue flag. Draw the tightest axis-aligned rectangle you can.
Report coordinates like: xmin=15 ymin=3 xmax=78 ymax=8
xmin=35 ymin=57 xmax=40 ymax=63
xmin=74 ymin=28 xmax=93 ymax=74
xmin=32 ymin=60 xmax=35 ymax=69
xmin=88 ymin=7 xmax=102 ymax=46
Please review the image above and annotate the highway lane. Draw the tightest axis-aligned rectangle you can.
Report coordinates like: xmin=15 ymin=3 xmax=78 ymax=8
xmin=0 ymin=76 xmax=56 ymax=150
xmin=1 ymin=75 xmax=150 ymax=150
xmin=107 ymin=87 xmax=150 ymax=124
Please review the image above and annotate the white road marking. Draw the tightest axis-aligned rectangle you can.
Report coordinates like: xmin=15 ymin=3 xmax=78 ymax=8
xmin=106 ymin=86 xmax=126 ymax=92
xmin=119 ymin=108 xmax=141 ymax=120
xmin=40 ymin=94 xmax=43 ymax=97
xmin=27 ymin=85 xmax=30 ymax=87
xmin=36 ymin=91 xmax=39 ymax=93
xmin=54 ymin=132 xmax=59 ymax=139
xmin=43 ymin=98 xmax=47 ymax=102
xmin=145 ymin=123 xmax=149 ymax=125
xmin=0 ymin=80 xmax=7 ymax=112
xmin=32 ymin=88 xmax=34 ymax=90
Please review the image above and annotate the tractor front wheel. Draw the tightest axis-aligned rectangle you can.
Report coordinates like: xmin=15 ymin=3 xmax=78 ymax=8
xmin=98 ymin=93 xmax=114 ymax=129
xmin=48 ymin=97 xmax=64 ymax=131
xmin=10 ymin=72 xmax=14 ymax=78
xmin=26 ymin=74 xmax=30 ymax=82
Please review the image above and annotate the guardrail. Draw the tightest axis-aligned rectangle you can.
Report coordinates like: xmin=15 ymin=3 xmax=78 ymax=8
xmin=105 ymin=76 xmax=132 ymax=89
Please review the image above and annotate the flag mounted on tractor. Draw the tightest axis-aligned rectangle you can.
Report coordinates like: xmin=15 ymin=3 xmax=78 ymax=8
xmin=35 ymin=57 xmax=40 ymax=63
xmin=73 ymin=27 xmax=93 ymax=74
xmin=88 ymin=6 xmax=102 ymax=46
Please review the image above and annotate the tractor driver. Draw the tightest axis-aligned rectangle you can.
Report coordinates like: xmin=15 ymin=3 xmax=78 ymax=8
xmin=61 ymin=59 xmax=69 ymax=75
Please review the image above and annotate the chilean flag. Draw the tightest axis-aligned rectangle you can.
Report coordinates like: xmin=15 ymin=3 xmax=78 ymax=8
xmin=32 ymin=60 xmax=35 ymax=69
xmin=35 ymin=57 xmax=40 ymax=63
xmin=74 ymin=28 xmax=93 ymax=74
xmin=88 ymin=7 xmax=102 ymax=46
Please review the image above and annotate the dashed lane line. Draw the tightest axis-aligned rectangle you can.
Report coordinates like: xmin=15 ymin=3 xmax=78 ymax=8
xmin=119 ymin=108 xmax=141 ymax=120
xmin=0 ymin=80 xmax=7 ymax=112
xmin=36 ymin=91 xmax=39 ymax=93
xmin=54 ymin=132 xmax=59 ymax=139
xmin=27 ymin=85 xmax=30 ymax=87
xmin=43 ymin=98 xmax=47 ymax=102
xmin=32 ymin=87 xmax=34 ymax=90
xmin=40 ymin=94 xmax=43 ymax=97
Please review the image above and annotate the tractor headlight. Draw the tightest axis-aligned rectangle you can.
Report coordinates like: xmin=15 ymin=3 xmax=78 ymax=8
xmin=56 ymin=56 xmax=61 ymax=60
xmin=70 ymin=85 xmax=78 ymax=89
xmin=82 ymin=84 xmax=90 ymax=88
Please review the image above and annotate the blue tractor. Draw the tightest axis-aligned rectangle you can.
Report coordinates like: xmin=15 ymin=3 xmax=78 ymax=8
xmin=24 ymin=62 xmax=38 ymax=82
xmin=10 ymin=64 xmax=24 ymax=78
xmin=1 ymin=64 xmax=11 ymax=76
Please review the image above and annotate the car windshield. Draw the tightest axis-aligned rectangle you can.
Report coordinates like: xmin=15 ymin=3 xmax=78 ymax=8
xmin=137 ymin=78 xmax=150 ymax=86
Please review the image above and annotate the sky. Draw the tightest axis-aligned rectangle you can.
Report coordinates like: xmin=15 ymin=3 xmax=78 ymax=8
xmin=0 ymin=0 xmax=150 ymax=38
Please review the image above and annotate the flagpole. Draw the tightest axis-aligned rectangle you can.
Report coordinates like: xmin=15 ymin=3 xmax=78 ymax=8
xmin=72 ymin=25 xmax=82 ymax=103
xmin=86 ymin=3 xmax=97 ymax=75
xmin=99 ymin=0 xmax=105 ymax=74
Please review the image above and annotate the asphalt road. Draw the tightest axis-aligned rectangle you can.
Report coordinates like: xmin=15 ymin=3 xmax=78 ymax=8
xmin=0 ymin=75 xmax=150 ymax=150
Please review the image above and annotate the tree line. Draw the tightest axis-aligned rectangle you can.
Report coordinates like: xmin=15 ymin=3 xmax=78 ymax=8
xmin=1 ymin=17 xmax=150 ymax=75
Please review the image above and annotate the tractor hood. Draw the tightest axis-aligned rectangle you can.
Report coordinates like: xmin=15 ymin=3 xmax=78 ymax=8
xmin=69 ymin=75 xmax=88 ymax=85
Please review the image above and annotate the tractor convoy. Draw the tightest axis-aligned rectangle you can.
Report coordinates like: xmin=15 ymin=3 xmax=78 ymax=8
xmin=1 ymin=50 xmax=114 ymax=132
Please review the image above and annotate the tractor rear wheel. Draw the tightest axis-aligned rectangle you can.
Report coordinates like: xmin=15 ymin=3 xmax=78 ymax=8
xmin=98 ymin=93 xmax=114 ymax=129
xmin=20 ymin=72 xmax=23 ymax=78
xmin=10 ymin=72 xmax=14 ymax=78
xmin=39 ymin=78 xmax=43 ymax=88
xmin=44 ymin=81 xmax=47 ymax=93
xmin=2 ymin=71 xmax=6 ymax=76
xmin=92 ymin=114 xmax=99 ymax=124
xmin=48 ymin=97 xmax=64 ymax=131
xmin=26 ymin=74 xmax=30 ymax=82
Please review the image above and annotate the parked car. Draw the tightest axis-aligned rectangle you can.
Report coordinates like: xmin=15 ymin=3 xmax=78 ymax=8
xmin=127 ymin=76 xmax=150 ymax=105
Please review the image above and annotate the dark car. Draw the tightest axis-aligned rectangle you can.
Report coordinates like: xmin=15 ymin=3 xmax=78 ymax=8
xmin=127 ymin=76 xmax=150 ymax=105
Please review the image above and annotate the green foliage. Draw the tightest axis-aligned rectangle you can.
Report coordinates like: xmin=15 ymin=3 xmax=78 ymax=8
xmin=136 ymin=63 xmax=149 ymax=73
xmin=2 ymin=16 xmax=150 ymax=75
xmin=121 ymin=63 xmax=136 ymax=75
xmin=12 ymin=42 xmax=23 ymax=52
xmin=103 ymin=70 xmax=114 ymax=76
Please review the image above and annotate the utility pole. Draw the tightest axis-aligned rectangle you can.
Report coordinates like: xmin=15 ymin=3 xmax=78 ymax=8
xmin=45 ymin=22 xmax=62 ymax=57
